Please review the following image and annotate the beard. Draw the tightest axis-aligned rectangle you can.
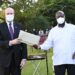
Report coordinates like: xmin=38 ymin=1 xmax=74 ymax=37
xmin=58 ymin=22 xmax=65 ymax=28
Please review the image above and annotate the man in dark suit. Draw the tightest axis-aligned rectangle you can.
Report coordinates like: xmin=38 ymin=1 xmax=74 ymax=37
xmin=0 ymin=7 xmax=27 ymax=75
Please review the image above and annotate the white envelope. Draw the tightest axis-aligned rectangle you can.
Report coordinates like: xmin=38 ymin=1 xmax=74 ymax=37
xmin=18 ymin=30 xmax=40 ymax=45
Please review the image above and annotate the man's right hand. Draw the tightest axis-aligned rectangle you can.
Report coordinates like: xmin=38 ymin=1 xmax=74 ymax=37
xmin=33 ymin=44 xmax=41 ymax=49
xmin=33 ymin=44 xmax=38 ymax=49
xmin=9 ymin=38 xmax=21 ymax=46
xmin=33 ymin=35 xmax=46 ymax=49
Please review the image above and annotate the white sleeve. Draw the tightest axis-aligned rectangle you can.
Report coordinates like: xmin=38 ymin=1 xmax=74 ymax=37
xmin=40 ymin=30 xmax=53 ymax=50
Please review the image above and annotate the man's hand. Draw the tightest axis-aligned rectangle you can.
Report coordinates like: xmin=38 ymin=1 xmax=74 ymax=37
xmin=72 ymin=52 xmax=75 ymax=59
xmin=20 ymin=59 xmax=26 ymax=69
xmin=9 ymin=38 xmax=21 ymax=46
xmin=33 ymin=44 xmax=38 ymax=49
xmin=33 ymin=44 xmax=41 ymax=49
xmin=33 ymin=35 xmax=46 ymax=49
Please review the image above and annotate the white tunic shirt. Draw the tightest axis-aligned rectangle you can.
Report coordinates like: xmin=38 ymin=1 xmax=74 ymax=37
xmin=40 ymin=23 xmax=75 ymax=66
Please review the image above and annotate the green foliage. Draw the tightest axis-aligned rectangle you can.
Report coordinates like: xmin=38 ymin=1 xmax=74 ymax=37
xmin=0 ymin=0 xmax=75 ymax=29
xmin=12 ymin=0 xmax=51 ymax=31
xmin=25 ymin=15 xmax=50 ymax=32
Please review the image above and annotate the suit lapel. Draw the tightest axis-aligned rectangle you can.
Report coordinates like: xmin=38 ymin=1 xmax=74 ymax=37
xmin=3 ymin=22 xmax=19 ymax=39
xmin=3 ymin=22 xmax=12 ymax=39
xmin=13 ymin=22 xmax=19 ymax=39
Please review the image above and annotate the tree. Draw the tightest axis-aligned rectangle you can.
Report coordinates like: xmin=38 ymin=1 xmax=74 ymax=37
xmin=0 ymin=0 xmax=75 ymax=29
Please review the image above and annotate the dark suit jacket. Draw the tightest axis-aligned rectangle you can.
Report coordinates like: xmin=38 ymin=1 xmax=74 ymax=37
xmin=0 ymin=22 xmax=27 ymax=67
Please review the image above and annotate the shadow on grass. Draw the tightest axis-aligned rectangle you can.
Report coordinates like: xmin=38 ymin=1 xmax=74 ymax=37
xmin=22 ymin=46 xmax=53 ymax=75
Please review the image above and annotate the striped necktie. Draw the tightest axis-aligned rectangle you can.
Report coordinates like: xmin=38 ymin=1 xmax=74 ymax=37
xmin=9 ymin=22 xmax=14 ymax=39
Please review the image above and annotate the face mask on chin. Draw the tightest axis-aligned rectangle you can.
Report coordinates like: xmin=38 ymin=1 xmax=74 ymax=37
xmin=5 ymin=14 xmax=14 ymax=22
xmin=57 ymin=17 xmax=65 ymax=27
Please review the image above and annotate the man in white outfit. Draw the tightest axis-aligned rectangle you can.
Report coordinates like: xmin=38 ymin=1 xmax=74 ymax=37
xmin=33 ymin=10 xmax=75 ymax=75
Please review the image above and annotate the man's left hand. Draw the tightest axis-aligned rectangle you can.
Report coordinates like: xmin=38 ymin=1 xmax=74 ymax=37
xmin=20 ymin=59 xmax=26 ymax=69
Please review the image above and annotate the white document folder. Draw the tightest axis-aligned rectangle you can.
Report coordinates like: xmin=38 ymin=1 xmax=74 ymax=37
xmin=18 ymin=30 xmax=40 ymax=45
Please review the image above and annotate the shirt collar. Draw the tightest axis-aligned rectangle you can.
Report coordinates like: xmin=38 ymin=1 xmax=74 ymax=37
xmin=6 ymin=21 xmax=13 ymax=25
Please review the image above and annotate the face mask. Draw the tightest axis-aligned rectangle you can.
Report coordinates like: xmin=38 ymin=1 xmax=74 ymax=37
xmin=57 ymin=17 xmax=65 ymax=24
xmin=5 ymin=14 xmax=14 ymax=22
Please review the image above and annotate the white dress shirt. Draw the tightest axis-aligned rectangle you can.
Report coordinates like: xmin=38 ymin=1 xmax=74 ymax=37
xmin=40 ymin=22 xmax=75 ymax=66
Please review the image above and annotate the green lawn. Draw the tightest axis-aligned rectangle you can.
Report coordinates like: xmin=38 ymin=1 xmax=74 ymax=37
xmin=21 ymin=46 xmax=54 ymax=75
